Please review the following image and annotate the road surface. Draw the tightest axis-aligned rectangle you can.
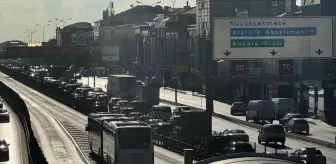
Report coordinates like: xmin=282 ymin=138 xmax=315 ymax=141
xmin=81 ymin=76 xmax=336 ymax=164
xmin=0 ymin=99 xmax=29 ymax=164
xmin=0 ymin=73 xmax=185 ymax=164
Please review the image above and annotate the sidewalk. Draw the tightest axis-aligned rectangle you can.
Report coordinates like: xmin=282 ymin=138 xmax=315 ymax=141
xmin=160 ymin=87 xmax=336 ymax=145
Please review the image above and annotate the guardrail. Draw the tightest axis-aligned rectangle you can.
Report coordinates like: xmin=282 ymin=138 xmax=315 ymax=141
xmin=0 ymin=80 xmax=47 ymax=163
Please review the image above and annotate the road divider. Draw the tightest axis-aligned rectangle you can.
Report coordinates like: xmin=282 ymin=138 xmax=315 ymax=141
xmin=159 ymin=98 xmax=336 ymax=149
xmin=0 ymin=80 xmax=48 ymax=164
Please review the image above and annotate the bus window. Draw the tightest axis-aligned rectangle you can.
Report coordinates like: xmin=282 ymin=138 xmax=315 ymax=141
xmin=118 ymin=128 xmax=151 ymax=149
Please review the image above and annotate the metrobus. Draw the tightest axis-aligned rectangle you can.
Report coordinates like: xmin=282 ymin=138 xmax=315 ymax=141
xmin=86 ymin=113 xmax=126 ymax=156
xmin=102 ymin=120 xmax=154 ymax=164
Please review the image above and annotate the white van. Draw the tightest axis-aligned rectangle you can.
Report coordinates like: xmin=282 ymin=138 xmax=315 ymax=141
xmin=246 ymin=100 xmax=276 ymax=123
xmin=271 ymin=98 xmax=295 ymax=119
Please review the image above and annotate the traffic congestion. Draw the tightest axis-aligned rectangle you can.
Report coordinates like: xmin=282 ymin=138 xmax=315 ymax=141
xmin=0 ymin=62 xmax=331 ymax=164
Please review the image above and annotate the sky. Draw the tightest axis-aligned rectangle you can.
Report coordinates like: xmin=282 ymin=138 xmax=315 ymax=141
xmin=0 ymin=0 xmax=195 ymax=43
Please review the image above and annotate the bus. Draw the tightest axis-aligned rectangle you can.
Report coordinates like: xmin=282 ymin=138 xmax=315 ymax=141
xmin=86 ymin=113 xmax=126 ymax=156
xmin=102 ymin=120 xmax=154 ymax=164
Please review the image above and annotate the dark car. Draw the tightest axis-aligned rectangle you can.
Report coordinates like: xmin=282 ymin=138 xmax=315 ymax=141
xmin=289 ymin=148 xmax=326 ymax=164
xmin=279 ymin=113 xmax=304 ymax=126
xmin=0 ymin=139 xmax=9 ymax=160
xmin=225 ymin=141 xmax=256 ymax=153
xmin=258 ymin=124 xmax=286 ymax=147
xmin=230 ymin=102 xmax=247 ymax=115
xmin=222 ymin=129 xmax=249 ymax=142
xmin=120 ymin=107 xmax=135 ymax=116
xmin=130 ymin=101 xmax=148 ymax=114
xmin=92 ymin=103 xmax=109 ymax=113
xmin=285 ymin=118 xmax=309 ymax=134
xmin=108 ymin=97 xmax=122 ymax=110
xmin=0 ymin=109 xmax=10 ymax=122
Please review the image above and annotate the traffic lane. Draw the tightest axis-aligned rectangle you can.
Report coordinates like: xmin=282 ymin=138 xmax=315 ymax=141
xmin=1 ymin=74 xmax=185 ymax=164
xmin=160 ymin=102 xmax=336 ymax=164
xmin=159 ymin=88 xmax=336 ymax=144
xmin=0 ymin=100 xmax=28 ymax=164
xmin=159 ymin=102 xmax=280 ymax=154
xmin=0 ymin=75 xmax=85 ymax=164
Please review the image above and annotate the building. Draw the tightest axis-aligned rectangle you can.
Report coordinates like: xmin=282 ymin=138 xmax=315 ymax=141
xmin=100 ymin=24 xmax=137 ymax=74
xmin=300 ymin=0 xmax=336 ymax=16
xmin=0 ymin=40 xmax=28 ymax=58
xmin=136 ymin=3 xmax=197 ymax=87
xmin=56 ymin=22 xmax=93 ymax=46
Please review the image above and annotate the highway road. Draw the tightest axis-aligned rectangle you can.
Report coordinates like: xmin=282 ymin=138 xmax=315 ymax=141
xmin=0 ymin=99 xmax=29 ymax=164
xmin=0 ymin=73 xmax=185 ymax=164
xmin=81 ymin=76 xmax=336 ymax=164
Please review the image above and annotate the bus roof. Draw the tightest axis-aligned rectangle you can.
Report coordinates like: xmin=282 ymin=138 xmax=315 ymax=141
xmin=98 ymin=116 xmax=132 ymax=122
xmin=109 ymin=74 xmax=135 ymax=78
xmin=88 ymin=113 xmax=125 ymax=119
xmin=104 ymin=120 xmax=150 ymax=129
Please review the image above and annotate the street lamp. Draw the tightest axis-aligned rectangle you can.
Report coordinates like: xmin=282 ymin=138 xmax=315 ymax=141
xmin=136 ymin=1 xmax=161 ymax=5
xmin=25 ymin=29 xmax=37 ymax=46
xmin=36 ymin=21 xmax=51 ymax=42
xmin=62 ymin=18 xmax=72 ymax=27
xmin=54 ymin=18 xmax=63 ymax=28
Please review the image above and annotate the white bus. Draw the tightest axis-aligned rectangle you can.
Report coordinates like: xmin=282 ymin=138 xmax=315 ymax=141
xmin=102 ymin=120 xmax=154 ymax=164
xmin=86 ymin=113 xmax=126 ymax=156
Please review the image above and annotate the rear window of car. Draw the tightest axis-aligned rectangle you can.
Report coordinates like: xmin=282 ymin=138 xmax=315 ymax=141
xmin=233 ymin=102 xmax=245 ymax=107
xmin=294 ymin=119 xmax=307 ymax=124
xmin=229 ymin=130 xmax=245 ymax=133
xmin=264 ymin=125 xmax=284 ymax=133
xmin=160 ymin=107 xmax=171 ymax=112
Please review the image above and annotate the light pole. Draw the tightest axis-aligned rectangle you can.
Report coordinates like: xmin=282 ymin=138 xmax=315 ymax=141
xmin=62 ymin=18 xmax=72 ymax=27
xmin=36 ymin=21 xmax=51 ymax=42
xmin=54 ymin=18 xmax=63 ymax=28
xmin=25 ymin=29 xmax=37 ymax=46
xmin=136 ymin=1 xmax=161 ymax=5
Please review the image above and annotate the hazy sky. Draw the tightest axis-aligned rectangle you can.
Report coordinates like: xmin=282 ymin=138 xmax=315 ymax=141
xmin=0 ymin=0 xmax=195 ymax=43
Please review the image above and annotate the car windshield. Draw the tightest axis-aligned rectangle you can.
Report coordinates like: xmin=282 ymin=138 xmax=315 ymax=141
xmin=0 ymin=140 xmax=6 ymax=145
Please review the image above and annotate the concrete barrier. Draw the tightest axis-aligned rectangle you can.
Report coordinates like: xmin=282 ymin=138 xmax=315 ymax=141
xmin=0 ymin=80 xmax=48 ymax=164
xmin=159 ymin=99 xmax=336 ymax=149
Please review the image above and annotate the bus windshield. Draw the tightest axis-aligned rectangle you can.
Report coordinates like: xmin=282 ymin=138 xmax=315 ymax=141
xmin=118 ymin=128 xmax=151 ymax=150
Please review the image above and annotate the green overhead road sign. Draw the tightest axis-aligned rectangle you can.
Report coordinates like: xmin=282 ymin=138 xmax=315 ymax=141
xmin=230 ymin=39 xmax=284 ymax=48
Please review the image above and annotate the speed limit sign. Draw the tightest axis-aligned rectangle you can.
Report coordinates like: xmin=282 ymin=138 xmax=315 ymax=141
xmin=279 ymin=59 xmax=293 ymax=75
xmin=231 ymin=60 xmax=247 ymax=76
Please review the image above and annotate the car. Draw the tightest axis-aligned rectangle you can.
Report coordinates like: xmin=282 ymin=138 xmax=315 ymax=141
xmin=289 ymin=148 xmax=326 ymax=164
xmin=258 ymin=124 xmax=286 ymax=147
xmin=230 ymin=102 xmax=246 ymax=115
xmin=108 ymin=97 xmax=122 ymax=109
xmin=0 ymin=109 xmax=9 ymax=122
xmin=225 ymin=141 xmax=255 ymax=153
xmin=0 ymin=139 xmax=9 ymax=160
xmin=285 ymin=118 xmax=309 ymax=134
xmin=222 ymin=129 xmax=249 ymax=142
xmin=279 ymin=113 xmax=304 ymax=126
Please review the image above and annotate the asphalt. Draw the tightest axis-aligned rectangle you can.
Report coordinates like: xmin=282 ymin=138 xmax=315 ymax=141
xmin=0 ymin=99 xmax=29 ymax=164
xmin=0 ymin=73 xmax=186 ymax=164
xmin=80 ymin=76 xmax=336 ymax=164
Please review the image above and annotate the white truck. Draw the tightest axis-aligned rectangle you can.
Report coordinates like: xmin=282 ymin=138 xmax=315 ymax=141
xmin=107 ymin=74 xmax=136 ymax=100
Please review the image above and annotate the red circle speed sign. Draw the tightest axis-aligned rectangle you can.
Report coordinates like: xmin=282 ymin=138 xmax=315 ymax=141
xmin=231 ymin=60 xmax=247 ymax=76
xmin=279 ymin=59 xmax=293 ymax=75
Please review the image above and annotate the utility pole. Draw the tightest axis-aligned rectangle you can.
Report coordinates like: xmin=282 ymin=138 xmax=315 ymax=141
xmin=201 ymin=29 xmax=214 ymax=156
xmin=173 ymin=32 xmax=178 ymax=103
